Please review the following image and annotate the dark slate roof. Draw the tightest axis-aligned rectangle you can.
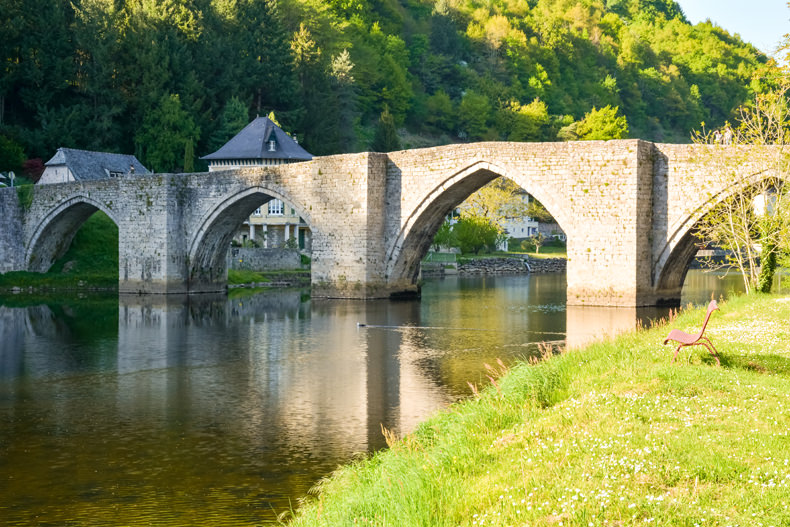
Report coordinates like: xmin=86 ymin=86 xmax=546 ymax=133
xmin=200 ymin=116 xmax=313 ymax=162
xmin=45 ymin=148 xmax=150 ymax=181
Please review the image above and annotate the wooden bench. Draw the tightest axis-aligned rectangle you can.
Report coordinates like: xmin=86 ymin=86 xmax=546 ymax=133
xmin=663 ymin=299 xmax=721 ymax=365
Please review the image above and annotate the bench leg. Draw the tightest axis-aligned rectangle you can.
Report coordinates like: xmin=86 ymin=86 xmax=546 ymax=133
xmin=700 ymin=337 xmax=721 ymax=366
xmin=672 ymin=344 xmax=683 ymax=363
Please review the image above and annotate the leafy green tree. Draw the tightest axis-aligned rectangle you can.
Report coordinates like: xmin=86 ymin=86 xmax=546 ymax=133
xmin=498 ymin=99 xmax=551 ymax=141
xmin=523 ymin=232 xmax=547 ymax=254
xmin=575 ymin=105 xmax=629 ymax=140
xmin=371 ymin=106 xmax=401 ymax=152
xmin=458 ymin=91 xmax=492 ymax=140
xmin=432 ymin=219 xmax=458 ymax=251
xmin=136 ymin=93 xmax=200 ymax=173
xmin=425 ymin=90 xmax=455 ymax=133
xmin=458 ymin=178 xmax=528 ymax=232
xmin=291 ymin=22 xmax=337 ymax=154
xmin=454 ymin=216 xmax=499 ymax=254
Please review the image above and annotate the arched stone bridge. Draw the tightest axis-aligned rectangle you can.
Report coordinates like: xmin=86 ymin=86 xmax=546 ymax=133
xmin=0 ymin=140 xmax=764 ymax=306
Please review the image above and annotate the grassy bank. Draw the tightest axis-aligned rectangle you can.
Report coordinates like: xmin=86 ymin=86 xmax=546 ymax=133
xmin=0 ymin=211 xmax=118 ymax=292
xmin=288 ymin=293 xmax=790 ymax=526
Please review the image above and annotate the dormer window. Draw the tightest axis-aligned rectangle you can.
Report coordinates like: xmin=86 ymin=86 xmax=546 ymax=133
xmin=268 ymin=140 xmax=276 ymax=152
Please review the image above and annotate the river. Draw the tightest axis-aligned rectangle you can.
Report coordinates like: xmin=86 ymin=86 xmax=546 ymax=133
xmin=0 ymin=270 xmax=762 ymax=525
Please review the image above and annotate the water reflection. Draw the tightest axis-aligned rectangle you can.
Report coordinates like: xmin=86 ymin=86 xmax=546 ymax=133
xmin=0 ymin=270 xmax=757 ymax=525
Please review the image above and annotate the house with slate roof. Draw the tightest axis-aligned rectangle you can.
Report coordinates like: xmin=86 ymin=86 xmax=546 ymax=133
xmin=201 ymin=116 xmax=314 ymax=250
xmin=39 ymin=148 xmax=149 ymax=185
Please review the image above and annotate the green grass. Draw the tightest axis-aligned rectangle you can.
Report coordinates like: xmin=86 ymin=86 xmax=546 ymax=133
xmin=0 ymin=211 xmax=118 ymax=291
xmin=287 ymin=293 xmax=790 ymax=526
xmin=227 ymin=269 xmax=272 ymax=285
xmin=513 ymin=244 xmax=568 ymax=259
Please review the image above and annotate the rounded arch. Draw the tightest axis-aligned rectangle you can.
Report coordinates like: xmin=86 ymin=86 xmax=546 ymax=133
xmin=187 ymin=186 xmax=313 ymax=289
xmin=385 ymin=160 xmax=571 ymax=283
xmin=26 ymin=195 xmax=119 ymax=272
xmin=653 ymin=169 xmax=784 ymax=295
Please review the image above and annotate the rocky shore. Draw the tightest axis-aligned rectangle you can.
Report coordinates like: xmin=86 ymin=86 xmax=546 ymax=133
xmin=422 ymin=256 xmax=566 ymax=277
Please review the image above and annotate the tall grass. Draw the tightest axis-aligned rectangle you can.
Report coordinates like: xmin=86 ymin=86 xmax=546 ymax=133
xmin=288 ymin=293 xmax=790 ymax=526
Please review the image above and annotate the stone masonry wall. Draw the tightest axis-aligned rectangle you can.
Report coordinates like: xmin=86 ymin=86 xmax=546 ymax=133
xmin=0 ymin=140 xmax=761 ymax=305
xmin=386 ymin=140 xmax=656 ymax=306
xmin=0 ymin=188 xmax=24 ymax=273
xmin=227 ymin=248 xmax=301 ymax=271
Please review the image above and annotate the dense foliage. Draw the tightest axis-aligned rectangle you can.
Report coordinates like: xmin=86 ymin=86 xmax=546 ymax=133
xmin=0 ymin=0 xmax=773 ymax=173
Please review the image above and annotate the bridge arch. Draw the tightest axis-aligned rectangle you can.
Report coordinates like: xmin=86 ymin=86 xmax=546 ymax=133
xmin=385 ymin=160 xmax=570 ymax=284
xmin=187 ymin=186 xmax=313 ymax=291
xmin=653 ymin=169 xmax=782 ymax=299
xmin=26 ymin=195 xmax=119 ymax=272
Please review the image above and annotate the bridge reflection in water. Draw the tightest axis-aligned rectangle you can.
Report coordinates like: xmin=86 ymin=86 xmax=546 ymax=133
xmin=0 ymin=271 xmax=752 ymax=524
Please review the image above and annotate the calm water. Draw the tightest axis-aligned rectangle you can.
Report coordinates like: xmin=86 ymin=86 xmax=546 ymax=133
xmin=0 ymin=271 xmax=751 ymax=525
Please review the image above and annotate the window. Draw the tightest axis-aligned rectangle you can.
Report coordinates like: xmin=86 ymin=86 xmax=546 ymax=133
xmin=108 ymin=171 xmax=124 ymax=178
xmin=268 ymin=199 xmax=284 ymax=216
xmin=253 ymin=208 xmax=262 ymax=216
xmin=268 ymin=140 xmax=276 ymax=152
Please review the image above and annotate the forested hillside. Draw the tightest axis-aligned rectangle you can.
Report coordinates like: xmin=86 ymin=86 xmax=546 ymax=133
xmin=0 ymin=0 xmax=774 ymax=174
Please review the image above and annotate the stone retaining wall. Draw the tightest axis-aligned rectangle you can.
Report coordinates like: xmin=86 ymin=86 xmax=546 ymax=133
xmin=227 ymin=247 xmax=301 ymax=271
xmin=422 ymin=257 xmax=567 ymax=277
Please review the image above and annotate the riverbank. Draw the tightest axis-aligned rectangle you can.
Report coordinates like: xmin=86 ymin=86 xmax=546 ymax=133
xmin=288 ymin=293 xmax=790 ymax=526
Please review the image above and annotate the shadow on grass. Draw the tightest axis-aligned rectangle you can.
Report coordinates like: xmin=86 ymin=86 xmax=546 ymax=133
xmin=719 ymin=354 xmax=790 ymax=376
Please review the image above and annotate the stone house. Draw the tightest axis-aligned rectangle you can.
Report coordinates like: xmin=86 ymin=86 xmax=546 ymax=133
xmin=38 ymin=148 xmax=149 ymax=185
xmin=200 ymin=116 xmax=313 ymax=250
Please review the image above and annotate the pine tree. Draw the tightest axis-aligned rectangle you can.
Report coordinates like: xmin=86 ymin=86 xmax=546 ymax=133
xmin=136 ymin=93 xmax=200 ymax=173
xmin=371 ymin=106 xmax=400 ymax=152
xmin=208 ymin=96 xmax=250 ymax=152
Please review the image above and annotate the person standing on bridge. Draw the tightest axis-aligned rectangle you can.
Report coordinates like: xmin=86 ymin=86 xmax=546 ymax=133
xmin=722 ymin=124 xmax=733 ymax=145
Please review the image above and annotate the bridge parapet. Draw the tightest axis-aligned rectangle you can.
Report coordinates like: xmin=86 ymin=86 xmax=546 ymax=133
xmin=0 ymin=140 xmax=767 ymax=305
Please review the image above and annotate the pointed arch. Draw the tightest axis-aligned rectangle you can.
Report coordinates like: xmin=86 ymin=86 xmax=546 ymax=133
xmin=26 ymin=195 xmax=118 ymax=272
xmin=187 ymin=186 xmax=312 ymax=290
xmin=385 ymin=160 xmax=570 ymax=284
xmin=653 ymin=169 xmax=784 ymax=297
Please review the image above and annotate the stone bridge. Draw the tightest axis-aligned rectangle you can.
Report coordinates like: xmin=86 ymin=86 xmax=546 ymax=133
xmin=0 ymin=140 xmax=767 ymax=306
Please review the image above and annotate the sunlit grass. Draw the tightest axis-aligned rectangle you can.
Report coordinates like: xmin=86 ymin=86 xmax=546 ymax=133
xmin=288 ymin=293 xmax=790 ymax=526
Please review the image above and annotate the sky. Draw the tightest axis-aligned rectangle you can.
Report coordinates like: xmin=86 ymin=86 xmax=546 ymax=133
xmin=675 ymin=0 xmax=788 ymax=58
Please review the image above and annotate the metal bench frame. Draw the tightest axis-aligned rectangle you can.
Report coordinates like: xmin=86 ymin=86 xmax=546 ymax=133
xmin=663 ymin=299 xmax=721 ymax=366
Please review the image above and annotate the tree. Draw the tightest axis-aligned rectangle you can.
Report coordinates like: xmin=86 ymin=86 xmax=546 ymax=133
xmin=371 ymin=106 xmax=401 ymax=152
xmin=0 ymin=134 xmax=25 ymax=172
xmin=522 ymin=232 xmax=547 ymax=254
xmin=690 ymin=83 xmax=790 ymax=294
xmin=575 ymin=105 xmax=629 ymax=140
xmin=425 ymin=90 xmax=455 ymax=134
xmin=458 ymin=178 xmax=528 ymax=232
xmin=136 ymin=93 xmax=200 ymax=173
xmin=526 ymin=198 xmax=556 ymax=224
xmin=208 ymin=96 xmax=249 ymax=153
xmin=458 ymin=91 xmax=492 ymax=140
xmin=432 ymin=219 xmax=458 ymax=251
xmin=454 ymin=216 xmax=499 ymax=254
xmin=22 ymin=158 xmax=45 ymax=183
xmin=330 ymin=49 xmax=358 ymax=153
xmin=498 ymin=99 xmax=551 ymax=142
